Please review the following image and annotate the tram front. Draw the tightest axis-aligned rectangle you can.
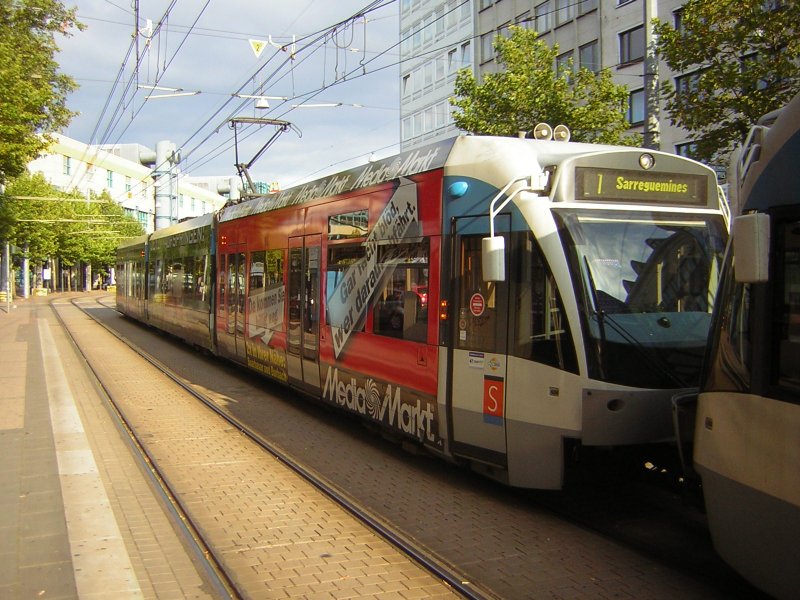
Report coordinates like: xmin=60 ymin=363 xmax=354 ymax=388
xmin=551 ymin=152 xmax=728 ymax=445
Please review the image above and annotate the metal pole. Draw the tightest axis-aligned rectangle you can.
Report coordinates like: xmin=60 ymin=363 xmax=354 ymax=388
xmin=643 ymin=0 xmax=661 ymax=150
xmin=4 ymin=241 xmax=10 ymax=313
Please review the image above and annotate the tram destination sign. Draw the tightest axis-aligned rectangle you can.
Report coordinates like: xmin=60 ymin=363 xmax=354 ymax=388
xmin=575 ymin=166 xmax=708 ymax=206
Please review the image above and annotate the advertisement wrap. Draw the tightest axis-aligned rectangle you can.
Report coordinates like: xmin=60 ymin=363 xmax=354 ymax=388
xmin=322 ymin=364 xmax=442 ymax=449
xmin=327 ymin=177 xmax=420 ymax=359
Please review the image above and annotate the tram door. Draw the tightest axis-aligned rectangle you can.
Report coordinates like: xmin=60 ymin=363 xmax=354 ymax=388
xmin=287 ymin=235 xmax=321 ymax=394
xmin=448 ymin=216 xmax=510 ymax=467
xmin=217 ymin=247 xmax=247 ymax=362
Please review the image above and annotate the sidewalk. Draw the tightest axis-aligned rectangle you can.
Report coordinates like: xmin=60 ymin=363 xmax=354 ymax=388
xmin=0 ymin=294 xmax=216 ymax=599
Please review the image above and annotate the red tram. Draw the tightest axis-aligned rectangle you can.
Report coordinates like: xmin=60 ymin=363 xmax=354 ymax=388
xmin=118 ymin=135 xmax=728 ymax=489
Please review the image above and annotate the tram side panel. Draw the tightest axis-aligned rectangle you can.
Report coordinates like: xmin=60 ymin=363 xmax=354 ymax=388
xmin=316 ymin=174 xmax=444 ymax=452
xmin=218 ymin=174 xmax=445 ymax=450
xmin=146 ymin=216 xmax=215 ymax=351
xmin=115 ymin=235 xmax=148 ymax=321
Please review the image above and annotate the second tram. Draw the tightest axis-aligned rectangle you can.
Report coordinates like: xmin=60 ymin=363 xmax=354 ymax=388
xmin=118 ymin=134 xmax=728 ymax=489
xmin=694 ymin=94 xmax=800 ymax=600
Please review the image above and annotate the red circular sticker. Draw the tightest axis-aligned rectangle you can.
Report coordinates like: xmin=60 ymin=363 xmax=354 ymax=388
xmin=470 ymin=293 xmax=485 ymax=317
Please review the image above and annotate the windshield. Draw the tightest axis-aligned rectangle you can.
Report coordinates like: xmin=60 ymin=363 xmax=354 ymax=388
xmin=555 ymin=209 xmax=728 ymax=388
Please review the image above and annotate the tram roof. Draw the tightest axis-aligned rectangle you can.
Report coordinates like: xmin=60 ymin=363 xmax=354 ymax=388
xmin=741 ymin=91 xmax=800 ymax=212
xmin=217 ymin=135 xmax=710 ymax=223
xmin=149 ymin=211 xmax=215 ymax=242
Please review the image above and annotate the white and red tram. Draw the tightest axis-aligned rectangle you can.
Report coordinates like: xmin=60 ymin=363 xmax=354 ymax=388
xmin=117 ymin=134 xmax=728 ymax=489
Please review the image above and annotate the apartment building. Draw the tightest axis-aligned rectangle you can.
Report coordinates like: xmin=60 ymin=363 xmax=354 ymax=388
xmin=474 ymin=0 xmax=694 ymax=154
xmin=399 ymin=0 xmax=476 ymax=149
xmin=402 ymin=0 xmax=708 ymax=171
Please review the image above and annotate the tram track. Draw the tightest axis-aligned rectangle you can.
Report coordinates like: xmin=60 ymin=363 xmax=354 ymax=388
xmin=61 ymin=293 xmax=764 ymax=600
xmin=49 ymin=297 xmax=242 ymax=600
xmin=59 ymin=294 xmax=490 ymax=600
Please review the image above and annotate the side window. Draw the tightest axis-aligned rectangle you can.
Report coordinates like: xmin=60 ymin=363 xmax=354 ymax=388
xmin=249 ymin=250 xmax=266 ymax=297
xmin=373 ymin=240 xmax=429 ymax=342
xmin=776 ymin=218 xmax=800 ymax=394
xmin=218 ymin=254 xmax=227 ymax=312
xmin=194 ymin=255 xmax=210 ymax=307
xmin=248 ymin=249 xmax=285 ymax=333
xmin=326 ymin=244 xmax=366 ymax=333
xmin=513 ymin=234 xmax=578 ymax=372
xmin=704 ymin=250 xmax=752 ymax=393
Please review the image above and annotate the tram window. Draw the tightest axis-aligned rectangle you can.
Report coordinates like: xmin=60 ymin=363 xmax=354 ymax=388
xmin=329 ymin=209 xmax=368 ymax=240
xmin=153 ymin=259 xmax=163 ymax=299
xmin=250 ymin=251 xmax=266 ymax=293
xmin=193 ymin=255 xmax=210 ymax=307
xmin=457 ymin=236 xmax=497 ymax=351
xmin=218 ymin=255 xmax=227 ymax=311
xmin=776 ymin=220 xmax=800 ymax=393
xmin=326 ymin=244 xmax=367 ymax=333
xmin=372 ymin=240 xmax=429 ymax=342
xmin=513 ymin=234 xmax=578 ymax=372
xmin=704 ymin=253 xmax=752 ymax=393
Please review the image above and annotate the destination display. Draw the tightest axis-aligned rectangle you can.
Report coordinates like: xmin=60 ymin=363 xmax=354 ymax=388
xmin=575 ymin=166 xmax=708 ymax=206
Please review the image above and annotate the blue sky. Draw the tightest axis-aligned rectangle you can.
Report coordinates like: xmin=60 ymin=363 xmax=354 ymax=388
xmin=57 ymin=1 xmax=401 ymax=188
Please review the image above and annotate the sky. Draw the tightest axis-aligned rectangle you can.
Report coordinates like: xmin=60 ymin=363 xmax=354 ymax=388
xmin=56 ymin=0 xmax=401 ymax=189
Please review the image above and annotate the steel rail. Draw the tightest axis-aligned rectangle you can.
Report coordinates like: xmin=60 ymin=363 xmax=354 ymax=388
xmin=80 ymin=294 xmax=495 ymax=600
xmin=51 ymin=297 xmax=242 ymax=600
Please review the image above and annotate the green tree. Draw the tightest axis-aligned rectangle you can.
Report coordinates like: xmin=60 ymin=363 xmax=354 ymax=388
xmin=0 ymin=0 xmax=82 ymax=184
xmin=2 ymin=173 xmax=144 ymax=286
xmin=450 ymin=26 xmax=638 ymax=145
xmin=654 ymin=0 xmax=800 ymax=163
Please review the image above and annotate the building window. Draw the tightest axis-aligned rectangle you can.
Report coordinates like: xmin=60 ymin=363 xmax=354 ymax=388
xmin=447 ymin=47 xmax=458 ymax=73
xmin=619 ymin=25 xmax=644 ymax=65
xmin=627 ymin=89 xmax=644 ymax=125
xmin=535 ymin=1 xmax=551 ymax=34
xmin=556 ymin=50 xmax=573 ymax=74
xmin=424 ymin=60 xmax=434 ymax=87
xmin=435 ymin=54 xmax=446 ymax=81
xmin=63 ymin=156 xmax=71 ymax=176
xmin=479 ymin=0 xmax=493 ymax=9
xmin=460 ymin=0 xmax=470 ymax=20
xmin=125 ymin=176 xmax=132 ymax=192
xmin=675 ymin=70 xmax=703 ymax=95
xmin=402 ymin=116 xmax=413 ymax=141
xmin=481 ymin=32 xmax=495 ymax=63
xmin=579 ymin=0 xmax=598 ymax=15
xmin=402 ymin=73 xmax=411 ymax=97
xmin=673 ymin=8 xmax=684 ymax=32
xmin=555 ymin=0 xmax=574 ymax=26
xmin=107 ymin=170 xmax=113 ymax=188
xmin=675 ymin=142 xmax=698 ymax=158
xmin=461 ymin=41 xmax=471 ymax=66
xmin=579 ymin=40 xmax=599 ymax=72
xmin=741 ymin=53 xmax=770 ymax=92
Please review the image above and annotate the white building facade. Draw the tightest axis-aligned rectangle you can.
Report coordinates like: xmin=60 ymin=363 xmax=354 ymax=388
xmin=399 ymin=0 xmax=476 ymax=150
xmin=27 ymin=134 xmax=227 ymax=233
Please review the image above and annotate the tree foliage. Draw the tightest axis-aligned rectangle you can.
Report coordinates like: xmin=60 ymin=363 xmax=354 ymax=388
xmin=654 ymin=0 xmax=800 ymax=163
xmin=450 ymin=26 xmax=638 ymax=145
xmin=1 ymin=172 xmax=144 ymax=271
xmin=0 ymin=0 xmax=82 ymax=184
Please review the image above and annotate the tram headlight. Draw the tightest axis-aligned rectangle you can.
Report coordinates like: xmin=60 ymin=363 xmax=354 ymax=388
xmin=639 ymin=153 xmax=656 ymax=170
